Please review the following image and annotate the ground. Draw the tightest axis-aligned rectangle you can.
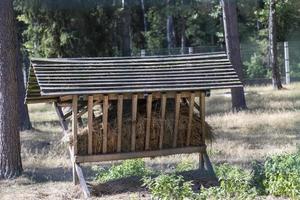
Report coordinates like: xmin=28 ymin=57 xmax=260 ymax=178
xmin=0 ymin=83 xmax=299 ymax=200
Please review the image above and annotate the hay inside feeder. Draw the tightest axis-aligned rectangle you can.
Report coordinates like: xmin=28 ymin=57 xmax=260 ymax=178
xmin=77 ymin=101 xmax=213 ymax=155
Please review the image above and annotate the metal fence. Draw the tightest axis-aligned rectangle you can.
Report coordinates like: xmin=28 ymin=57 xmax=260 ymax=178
xmin=132 ymin=41 xmax=300 ymax=85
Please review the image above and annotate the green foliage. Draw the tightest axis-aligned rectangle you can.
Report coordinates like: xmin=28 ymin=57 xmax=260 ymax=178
xmin=198 ymin=164 xmax=258 ymax=200
xmin=93 ymin=159 xmax=150 ymax=183
xmin=263 ymin=153 xmax=300 ymax=199
xmin=143 ymin=174 xmax=195 ymax=200
xmin=175 ymin=160 xmax=195 ymax=172
xmin=244 ymin=53 xmax=269 ymax=79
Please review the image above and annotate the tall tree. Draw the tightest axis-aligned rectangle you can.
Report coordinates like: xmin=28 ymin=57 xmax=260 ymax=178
xmin=0 ymin=0 xmax=23 ymax=179
xmin=166 ymin=0 xmax=176 ymax=51
xmin=221 ymin=0 xmax=247 ymax=111
xmin=269 ymin=0 xmax=283 ymax=89
xmin=121 ymin=0 xmax=131 ymax=56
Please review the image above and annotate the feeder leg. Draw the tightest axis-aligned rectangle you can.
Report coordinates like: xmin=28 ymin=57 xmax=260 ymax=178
xmin=199 ymin=152 xmax=205 ymax=171
xmin=73 ymin=162 xmax=79 ymax=185
xmin=203 ymin=152 xmax=216 ymax=178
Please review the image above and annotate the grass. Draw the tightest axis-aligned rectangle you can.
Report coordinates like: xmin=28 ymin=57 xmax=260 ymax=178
xmin=1 ymin=83 xmax=300 ymax=199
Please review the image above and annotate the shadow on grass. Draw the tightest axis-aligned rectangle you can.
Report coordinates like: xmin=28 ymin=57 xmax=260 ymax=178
xmin=23 ymin=165 xmax=96 ymax=183
xmin=91 ymin=169 xmax=219 ymax=197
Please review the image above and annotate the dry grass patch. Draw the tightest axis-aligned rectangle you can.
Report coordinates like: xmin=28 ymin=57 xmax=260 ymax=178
xmin=1 ymin=83 xmax=299 ymax=199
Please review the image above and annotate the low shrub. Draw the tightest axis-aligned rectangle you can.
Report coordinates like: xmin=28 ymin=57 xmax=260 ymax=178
xmin=198 ymin=164 xmax=257 ymax=200
xmin=93 ymin=159 xmax=150 ymax=182
xmin=263 ymin=153 xmax=300 ymax=199
xmin=143 ymin=174 xmax=195 ymax=200
xmin=175 ymin=160 xmax=195 ymax=172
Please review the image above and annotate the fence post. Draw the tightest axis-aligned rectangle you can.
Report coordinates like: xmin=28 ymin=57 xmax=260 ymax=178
xmin=284 ymin=41 xmax=290 ymax=84
xmin=188 ymin=47 xmax=193 ymax=54
xmin=141 ymin=49 xmax=146 ymax=57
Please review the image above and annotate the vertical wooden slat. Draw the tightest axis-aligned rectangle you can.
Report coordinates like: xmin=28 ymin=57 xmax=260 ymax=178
xmin=72 ymin=95 xmax=78 ymax=155
xmin=131 ymin=94 xmax=138 ymax=151
xmin=159 ymin=94 xmax=167 ymax=149
xmin=102 ymin=95 xmax=109 ymax=153
xmin=173 ymin=93 xmax=181 ymax=148
xmin=87 ymin=96 xmax=93 ymax=155
xmin=72 ymin=95 xmax=78 ymax=185
xmin=145 ymin=94 xmax=153 ymax=150
xmin=200 ymin=92 xmax=206 ymax=144
xmin=186 ymin=93 xmax=195 ymax=146
xmin=117 ymin=95 xmax=123 ymax=152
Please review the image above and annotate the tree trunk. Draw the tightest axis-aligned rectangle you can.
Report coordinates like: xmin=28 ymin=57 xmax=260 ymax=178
xmin=221 ymin=0 xmax=247 ymax=111
xmin=0 ymin=0 xmax=23 ymax=179
xmin=17 ymin=44 xmax=32 ymax=131
xmin=180 ymin=16 xmax=186 ymax=54
xmin=121 ymin=0 xmax=131 ymax=56
xmin=166 ymin=0 xmax=176 ymax=52
xmin=140 ymin=0 xmax=147 ymax=49
xmin=269 ymin=0 xmax=283 ymax=89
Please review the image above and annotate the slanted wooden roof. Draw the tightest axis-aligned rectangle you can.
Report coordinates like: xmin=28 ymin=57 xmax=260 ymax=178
xmin=26 ymin=52 xmax=243 ymax=103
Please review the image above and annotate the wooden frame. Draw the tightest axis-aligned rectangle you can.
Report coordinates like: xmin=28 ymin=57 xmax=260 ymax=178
xmin=53 ymin=90 xmax=215 ymax=198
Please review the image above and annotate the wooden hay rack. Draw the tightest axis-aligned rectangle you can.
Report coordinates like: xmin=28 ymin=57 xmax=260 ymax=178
xmin=26 ymin=52 xmax=243 ymax=198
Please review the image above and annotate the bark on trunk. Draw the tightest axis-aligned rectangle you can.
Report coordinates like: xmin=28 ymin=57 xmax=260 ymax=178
xmin=0 ymin=0 xmax=23 ymax=179
xmin=180 ymin=16 xmax=186 ymax=54
xmin=221 ymin=0 xmax=247 ymax=111
xmin=121 ymin=0 xmax=131 ymax=56
xmin=269 ymin=0 xmax=283 ymax=89
xmin=140 ymin=0 xmax=147 ymax=49
xmin=166 ymin=0 xmax=176 ymax=52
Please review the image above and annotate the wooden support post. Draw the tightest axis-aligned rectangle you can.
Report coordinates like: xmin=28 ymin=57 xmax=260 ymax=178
xmin=87 ymin=96 xmax=93 ymax=155
xmin=173 ymin=93 xmax=181 ymax=148
xmin=199 ymin=152 xmax=204 ymax=171
xmin=186 ymin=93 xmax=195 ymax=146
xmin=102 ymin=95 xmax=109 ymax=153
xmin=203 ymin=152 xmax=216 ymax=177
xmin=131 ymin=94 xmax=138 ymax=151
xmin=200 ymin=92 xmax=206 ymax=144
xmin=145 ymin=94 xmax=152 ymax=150
xmin=72 ymin=95 xmax=79 ymax=185
xmin=54 ymin=102 xmax=68 ymax=131
xmin=159 ymin=94 xmax=167 ymax=149
xmin=74 ymin=163 xmax=91 ymax=198
xmin=117 ymin=95 xmax=123 ymax=152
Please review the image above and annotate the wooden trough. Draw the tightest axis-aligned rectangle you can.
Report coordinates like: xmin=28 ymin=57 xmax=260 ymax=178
xmin=26 ymin=52 xmax=243 ymax=198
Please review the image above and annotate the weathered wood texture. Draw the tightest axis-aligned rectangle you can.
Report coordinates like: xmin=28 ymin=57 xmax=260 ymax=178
xmin=76 ymin=146 xmax=206 ymax=163
xmin=26 ymin=52 xmax=242 ymax=102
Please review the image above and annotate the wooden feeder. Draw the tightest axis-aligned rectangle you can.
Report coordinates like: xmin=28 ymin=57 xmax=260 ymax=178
xmin=26 ymin=52 xmax=242 ymax=197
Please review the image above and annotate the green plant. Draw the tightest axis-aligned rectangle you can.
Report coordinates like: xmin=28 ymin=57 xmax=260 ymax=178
xmin=197 ymin=164 xmax=258 ymax=200
xmin=143 ymin=174 xmax=194 ymax=200
xmin=93 ymin=159 xmax=150 ymax=183
xmin=175 ymin=160 xmax=195 ymax=172
xmin=263 ymin=153 xmax=300 ymax=199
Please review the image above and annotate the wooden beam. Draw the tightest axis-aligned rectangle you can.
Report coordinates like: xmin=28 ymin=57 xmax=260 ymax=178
xmin=87 ymin=96 xmax=93 ymax=155
xmin=54 ymin=102 xmax=68 ymax=131
xmin=102 ymin=95 xmax=109 ymax=153
xmin=186 ymin=93 xmax=195 ymax=146
xmin=131 ymin=94 xmax=138 ymax=151
xmin=93 ymin=91 xmax=200 ymax=101
xmin=76 ymin=146 xmax=206 ymax=163
xmin=74 ymin=163 xmax=91 ymax=198
xmin=72 ymin=95 xmax=78 ymax=185
xmin=200 ymin=92 xmax=206 ymax=144
xmin=72 ymin=95 xmax=78 ymax=155
xmin=145 ymin=94 xmax=152 ymax=150
xmin=117 ymin=95 xmax=123 ymax=152
xmin=173 ymin=93 xmax=181 ymax=148
xmin=159 ymin=94 xmax=167 ymax=149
